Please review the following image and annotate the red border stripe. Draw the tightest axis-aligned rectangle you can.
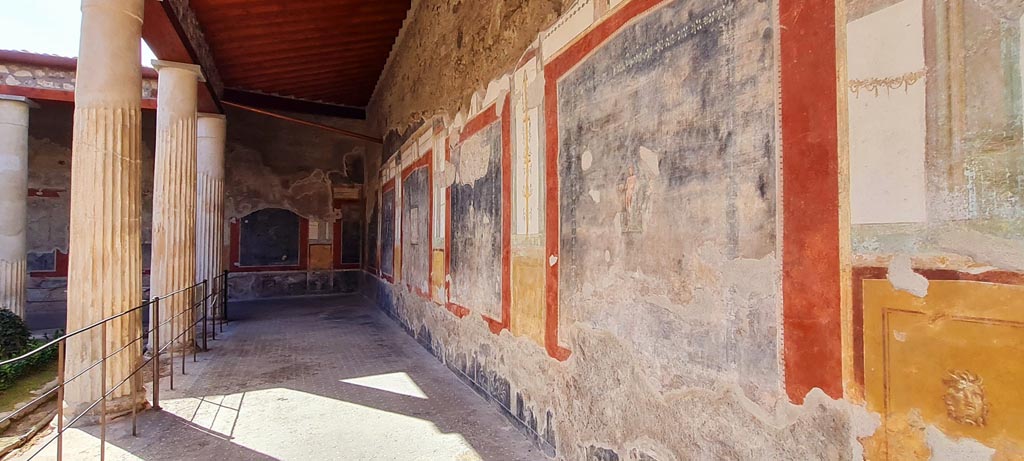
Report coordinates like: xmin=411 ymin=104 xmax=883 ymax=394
xmin=779 ymin=0 xmax=843 ymax=402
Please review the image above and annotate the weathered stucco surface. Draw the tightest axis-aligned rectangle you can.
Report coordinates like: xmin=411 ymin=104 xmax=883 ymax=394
xmin=367 ymin=0 xmax=570 ymax=133
xmin=224 ymin=107 xmax=368 ymax=222
xmin=365 ymin=0 xmax=876 ymax=459
xmin=367 ymin=279 xmax=876 ymax=460
xmin=224 ymin=107 xmax=372 ymax=300
xmin=846 ymin=0 xmax=1024 ymax=457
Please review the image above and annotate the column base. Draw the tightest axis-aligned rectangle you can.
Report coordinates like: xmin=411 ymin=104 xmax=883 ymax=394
xmin=63 ymin=392 xmax=149 ymax=426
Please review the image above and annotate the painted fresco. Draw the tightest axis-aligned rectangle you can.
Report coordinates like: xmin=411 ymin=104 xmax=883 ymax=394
xmin=846 ymin=0 xmax=1024 ymax=456
xmin=239 ymin=208 xmax=301 ymax=267
xmin=366 ymin=203 xmax=379 ymax=270
xmin=556 ymin=0 xmax=779 ymax=393
xmin=342 ymin=220 xmax=362 ymax=265
xmin=380 ymin=188 xmax=396 ymax=277
xmin=402 ymin=167 xmax=431 ymax=294
xmin=450 ymin=122 xmax=503 ymax=318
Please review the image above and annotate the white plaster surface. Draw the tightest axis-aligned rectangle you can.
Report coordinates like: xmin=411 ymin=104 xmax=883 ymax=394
xmin=886 ymin=254 xmax=929 ymax=297
xmin=848 ymin=0 xmax=928 ymax=224
xmin=925 ymin=425 xmax=996 ymax=461
xmin=541 ymin=0 xmax=596 ymax=61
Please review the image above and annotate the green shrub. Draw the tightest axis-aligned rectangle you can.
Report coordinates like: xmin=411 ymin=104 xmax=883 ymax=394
xmin=0 ymin=309 xmax=30 ymax=360
xmin=0 ymin=328 xmax=62 ymax=392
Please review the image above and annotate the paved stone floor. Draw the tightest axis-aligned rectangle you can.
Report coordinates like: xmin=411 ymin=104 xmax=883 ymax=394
xmin=14 ymin=295 xmax=545 ymax=461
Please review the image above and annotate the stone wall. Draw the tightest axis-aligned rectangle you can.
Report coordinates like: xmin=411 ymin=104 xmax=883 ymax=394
xmin=367 ymin=0 xmax=571 ymax=134
xmin=364 ymin=0 xmax=881 ymax=459
xmin=0 ymin=60 xmax=158 ymax=100
xmin=224 ymin=106 xmax=374 ymax=300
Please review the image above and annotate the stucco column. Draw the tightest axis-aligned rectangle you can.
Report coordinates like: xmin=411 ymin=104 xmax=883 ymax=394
xmin=150 ymin=61 xmax=204 ymax=351
xmin=65 ymin=0 xmax=146 ymax=417
xmin=195 ymin=113 xmax=226 ymax=313
xmin=0 ymin=96 xmax=34 ymax=319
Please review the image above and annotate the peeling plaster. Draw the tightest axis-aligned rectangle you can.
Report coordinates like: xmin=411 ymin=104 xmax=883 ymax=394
xmin=925 ymin=425 xmax=996 ymax=461
xmin=369 ymin=279 xmax=875 ymax=460
xmin=886 ymin=254 xmax=929 ymax=297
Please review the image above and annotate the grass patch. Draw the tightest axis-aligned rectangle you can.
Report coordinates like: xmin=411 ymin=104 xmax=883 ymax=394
xmin=0 ymin=360 xmax=57 ymax=414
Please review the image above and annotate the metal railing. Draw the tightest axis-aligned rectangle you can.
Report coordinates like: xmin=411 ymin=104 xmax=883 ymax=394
xmin=0 ymin=270 xmax=231 ymax=460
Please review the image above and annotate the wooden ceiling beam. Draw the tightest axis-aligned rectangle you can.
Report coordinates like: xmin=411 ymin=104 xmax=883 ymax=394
xmin=255 ymin=83 xmax=367 ymax=98
xmin=220 ymin=44 xmax=392 ymax=72
xmin=187 ymin=0 xmax=411 ymax=113
xmin=286 ymin=89 xmax=367 ymax=102
xmin=222 ymin=100 xmax=378 ymax=143
xmin=223 ymin=88 xmax=366 ymax=119
xmin=211 ymin=29 xmax=400 ymax=54
xmin=204 ymin=16 xmax=404 ymax=42
xmin=141 ymin=0 xmax=223 ymax=113
xmin=194 ymin=1 xmax=407 ymax=19
xmin=224 ymin=59 xmax=387 ymax=81
xmin=266 ymin=83 xmax=368 ymax=97
xmin=232 ymin=68 xmax=372 ymax=88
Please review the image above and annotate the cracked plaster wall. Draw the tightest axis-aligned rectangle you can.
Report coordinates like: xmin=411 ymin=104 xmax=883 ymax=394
xmin=365 ymin=0 xmax=875 ymax=459
xmin=844 ymin=0 xmax=1024 ymax=457
xmin=847 ymin=0 xmax=1024 ymax=273
xmin=223 ymin=107 xmax=373 ymax=300
xmin=224 ymin=106 xmax=368 ymax=223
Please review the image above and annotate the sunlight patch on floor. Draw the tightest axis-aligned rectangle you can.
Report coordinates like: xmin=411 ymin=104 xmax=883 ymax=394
xmin=165 ymin=387 xmax=481 ymax=460
xmin=340 ymin=372 xmax=429 ymax=400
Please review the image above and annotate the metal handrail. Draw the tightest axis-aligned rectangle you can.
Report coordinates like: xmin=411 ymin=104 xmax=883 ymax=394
xmin=0 ymin=270 xmax=232 ymax=461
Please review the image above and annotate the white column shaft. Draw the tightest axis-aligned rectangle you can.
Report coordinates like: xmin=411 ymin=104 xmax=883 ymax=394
xmin=65 ymin=0 xmax=146 ymax=416
xmin=0 ymin=97 xmax=30 ymax=318
xmin=195 ymin=114 xmax=226 ymax=302
xmin=150 ymin=63 xmax=202 ymax=350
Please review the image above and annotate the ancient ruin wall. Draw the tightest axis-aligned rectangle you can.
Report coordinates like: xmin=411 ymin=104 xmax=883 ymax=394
xmin=365 ymin=0 xmax=879 ymax=459
xmin=367 ymin=0 xmax=570 ymax=133
xmin=223 ymin=107 xmax=373 ymax=299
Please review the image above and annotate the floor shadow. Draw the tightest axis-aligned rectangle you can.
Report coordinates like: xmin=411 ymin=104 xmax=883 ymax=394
xmin=25 ymin=294 xmax=544 ymax=461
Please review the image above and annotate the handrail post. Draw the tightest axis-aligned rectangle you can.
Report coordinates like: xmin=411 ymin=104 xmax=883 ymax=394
xmin=183 ymin=290 xmax=189 ymax=370
xmin=203 ymin=279 xmax=209 ymax=350
xmin=169 ymin=296 xmax=174 ymax=390
xmin=152 ymin=296 xmax=161 ymax=410
xmin=192 ymin=286 xmax=198 ymax=362
xmin=222 ymin=270 xmax=229 ymax=325
xmin=183 ymin=290 xmax=189 ymax=372
xmin=131 ymin=306 xmax=139 ymax=436
xmin=57 ymin=338 xmax=65 ymax=460
xmin=100 ymin=322 xmax=107 ymax=461
xmin=209 ymin=278 xmax=216 ymax=342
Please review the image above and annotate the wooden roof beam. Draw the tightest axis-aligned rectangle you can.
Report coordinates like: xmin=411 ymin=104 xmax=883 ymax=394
xmin=141 ymin=0 xmax=224 ymax=113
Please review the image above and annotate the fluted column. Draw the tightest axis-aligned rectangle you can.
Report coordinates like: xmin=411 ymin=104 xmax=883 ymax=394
xmin=0 ymin=95 xmax=34 ymax=319
xmin=195 ymin=114 xmax=226 ymax=306
xmin=150 ymin=61 xmax=203 ymax=351
xmin=65 ymin=0 xmax=146 ymax=417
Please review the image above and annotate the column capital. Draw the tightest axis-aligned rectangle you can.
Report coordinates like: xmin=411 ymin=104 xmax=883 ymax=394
xmin=151 ymin=60 xmax=206 ymax=82
xmin=198 ymin=112 xmax=226 ymax=120
xmin=0 ymin=95 xmax=40 ymax=109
